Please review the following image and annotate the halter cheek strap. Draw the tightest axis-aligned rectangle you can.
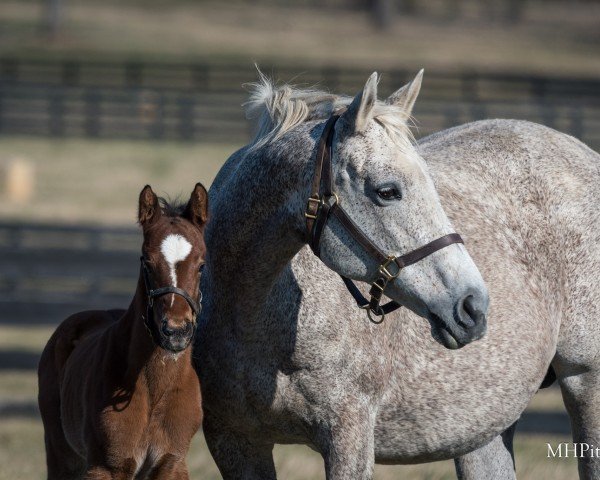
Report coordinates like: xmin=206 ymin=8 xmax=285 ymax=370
xmin=305 ymin=111 xmax=464 ymax=324
xmin=140 ymin=256 xmax=202 ymax=350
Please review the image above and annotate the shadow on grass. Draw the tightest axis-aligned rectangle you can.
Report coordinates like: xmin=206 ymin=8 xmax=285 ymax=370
xmin=0 ymin=350 xmax=40 ymax=370
xmin=0 ymin=400 xmax=573 ymax=438
xmin=0 ymin=401 xmax=39 ymax=419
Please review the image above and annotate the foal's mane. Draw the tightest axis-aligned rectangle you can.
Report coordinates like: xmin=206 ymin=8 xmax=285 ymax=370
xmin=244 ymin=71 xmax=414 ymax=149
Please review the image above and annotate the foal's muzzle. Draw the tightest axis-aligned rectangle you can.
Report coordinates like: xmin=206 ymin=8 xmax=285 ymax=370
xmin=159 ymin=317 xmax=195 ymax=353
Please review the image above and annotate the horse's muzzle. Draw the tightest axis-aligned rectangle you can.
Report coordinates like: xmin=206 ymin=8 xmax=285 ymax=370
xmin=431 ymin=291 xmax=488 ymax=350
xmin=160 ymin=318 xmax=195 ymax=352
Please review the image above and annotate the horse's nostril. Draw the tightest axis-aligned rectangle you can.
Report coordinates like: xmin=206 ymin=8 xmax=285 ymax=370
xmin=161 ymin=320 xmax=174 ymax=337
xmin=457 ymin=294 xmax=485 ymax=329
xmin=463 ymin=295 xmax=477 ymax=319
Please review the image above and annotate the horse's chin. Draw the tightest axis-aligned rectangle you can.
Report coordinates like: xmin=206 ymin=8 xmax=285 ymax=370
xmin=437 ymin=326 xmax=464 ymax=350
xmin=428 ymin=317 xmax=466 ymax=350
xmin=159 ymin=336 xmax=193 ymax=354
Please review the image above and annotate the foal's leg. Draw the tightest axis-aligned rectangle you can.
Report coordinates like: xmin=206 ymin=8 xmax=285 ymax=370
xmin=559 ymin=369 xmax=600 ymax=479
xmin=83 ymin=460 xmax=137 ymax=480
xmin=149 ymin=454 xmax=189 ymax=480
xmin=38 ymin=345 xmax=85 ymax=479
xmin=203 ymin=421 xmax=277 ymax=480
xmin=454 ymin=422 xmax=517 ymax=480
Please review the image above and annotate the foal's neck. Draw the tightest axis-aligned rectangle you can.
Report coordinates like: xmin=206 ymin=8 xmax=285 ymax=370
xmin=114 ymin=276 xmax=192 ymax=394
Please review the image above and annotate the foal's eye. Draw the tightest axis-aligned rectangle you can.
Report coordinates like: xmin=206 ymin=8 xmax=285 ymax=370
xmin=376 ymin=186 xmax=402 ymax=201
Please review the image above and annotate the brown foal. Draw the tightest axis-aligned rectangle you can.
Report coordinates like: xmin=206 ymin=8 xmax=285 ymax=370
xmin=38 ymin=184 xmax=208 ymax=480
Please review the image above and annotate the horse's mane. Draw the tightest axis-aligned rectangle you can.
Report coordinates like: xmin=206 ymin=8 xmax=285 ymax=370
xmin=244 ymin=70 xmax=415 ymax=150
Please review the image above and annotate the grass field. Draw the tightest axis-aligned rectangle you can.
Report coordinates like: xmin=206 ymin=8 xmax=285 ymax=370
xmin=0 ymin=136 xmax=240 ymax=225
xmin=0 ymin=325 xmax=578 ymax=480
xmin=1 ymin=1 xmax=599 ymax=76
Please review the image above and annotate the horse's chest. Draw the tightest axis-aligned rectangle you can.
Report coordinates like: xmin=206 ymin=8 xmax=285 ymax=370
xmin=106 ymin=389 xmax=201 ymax=472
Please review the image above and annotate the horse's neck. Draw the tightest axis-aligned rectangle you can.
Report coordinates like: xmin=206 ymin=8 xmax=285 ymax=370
xmin=206 ymin=137 xmax=312 ymax=320
xmin=111 ymin=278 xmax=192 ymax=397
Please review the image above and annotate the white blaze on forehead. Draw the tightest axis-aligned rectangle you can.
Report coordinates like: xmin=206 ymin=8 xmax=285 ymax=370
xmin=160 ymin=234 xmax=192 ymax=288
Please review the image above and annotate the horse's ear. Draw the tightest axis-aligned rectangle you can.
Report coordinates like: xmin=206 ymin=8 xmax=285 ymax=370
xmin=343 ymin=72 xmax=378 ymax=133
xmin=385 ymin=69 xmax=423 ymax=116
xmin=184 ymin=183 xmax=209 ymax=227
xmin=138 ymin=185 xmax=161 ymax=227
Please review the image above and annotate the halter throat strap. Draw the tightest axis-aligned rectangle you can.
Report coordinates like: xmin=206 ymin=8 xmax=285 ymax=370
xmin=305 ymin=112 xmax=464 ymax=323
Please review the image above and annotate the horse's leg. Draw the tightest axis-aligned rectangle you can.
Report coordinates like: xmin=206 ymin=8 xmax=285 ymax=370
xmin=454 ymin=422 xmax=517 ymax=480
xmin=82 ymin=466 xmax=114 ymax=480
xmin=38 ymin=344 xmax=85 ymax=479
xmin=83 ymin=460 xmax=137 ymax=480
xmin=314 ymin=404 xmax=376 ymax=480
xmin=148 ymin=454 xmax=189 ymax=480
xmin=558 ymin=369 xmax=600 ymax=479
xmin=41 ymin=425 xmax=84 ymax=480
xmin=203 ymin=421 xmax=276 ymax=480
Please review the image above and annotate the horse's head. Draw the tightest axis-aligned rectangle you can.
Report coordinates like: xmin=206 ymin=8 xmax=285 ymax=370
xmin=138 ymin=183 xmax=208 ymax=353
xmin=316 ymin=72 xmax=488 ymax=349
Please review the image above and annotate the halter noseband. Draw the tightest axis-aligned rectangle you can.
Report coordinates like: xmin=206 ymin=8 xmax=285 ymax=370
xmin=140 ymin=256 xmax=202 ymax=349
xmin=305 ymin=111 xmax=464 ymax=324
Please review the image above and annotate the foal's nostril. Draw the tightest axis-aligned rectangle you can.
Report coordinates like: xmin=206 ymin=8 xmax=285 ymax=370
xmin=161 ymin=320 xmax=174 ymax=337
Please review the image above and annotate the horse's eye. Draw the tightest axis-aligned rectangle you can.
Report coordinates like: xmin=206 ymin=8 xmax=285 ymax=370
xmin=377 ymin=186 xmax=402 ymax=201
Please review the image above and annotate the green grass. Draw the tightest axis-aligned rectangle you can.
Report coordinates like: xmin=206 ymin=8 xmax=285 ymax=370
xmin=1 ymin=1 xmax=599 ymax=76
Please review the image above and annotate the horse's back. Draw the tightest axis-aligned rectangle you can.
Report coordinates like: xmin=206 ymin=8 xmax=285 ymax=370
xmin=39 ymin=309 xmax=123 ymax=377
xmin=420 ymin=119 xmax=600 ymax=369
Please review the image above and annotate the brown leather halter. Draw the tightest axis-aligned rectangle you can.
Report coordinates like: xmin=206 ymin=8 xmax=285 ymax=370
xmin=305 ymin=111 xmax=464 ymax=323
xmin=140 ymin=256 xmax=202 ymax=350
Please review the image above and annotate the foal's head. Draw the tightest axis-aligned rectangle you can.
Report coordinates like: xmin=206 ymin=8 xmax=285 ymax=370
xmin=138 ymin=184 xmax=208 ymax=353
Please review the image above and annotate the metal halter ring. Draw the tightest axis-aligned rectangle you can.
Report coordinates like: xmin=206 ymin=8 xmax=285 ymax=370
xmin=361 ymin=304 xmax=386 ymax=324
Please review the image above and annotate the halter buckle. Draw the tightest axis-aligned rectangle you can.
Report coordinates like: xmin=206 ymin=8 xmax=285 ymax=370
xmin=378 ymin=255 xmax=401 ymax=281
xmin=304 ymin=196 xmax=322 ymax=220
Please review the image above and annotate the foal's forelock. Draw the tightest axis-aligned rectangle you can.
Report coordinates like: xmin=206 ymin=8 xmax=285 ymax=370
xmin=244 ymin=73 xmax=415 ymax=150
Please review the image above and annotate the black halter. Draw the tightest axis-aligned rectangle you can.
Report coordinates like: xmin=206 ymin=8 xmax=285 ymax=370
xmin=305 ymin=111 xmax=464 ymax=324
xmin=140 ymin=256 xmax=202 ymax=348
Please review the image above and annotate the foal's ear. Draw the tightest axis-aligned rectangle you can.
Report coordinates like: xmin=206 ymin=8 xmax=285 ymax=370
xmin=343 ymin=72 xmax=378 ymax=133
xmin=184 ymin=183 xmax=209 ymax=227
xmin=138 ymin=185 xmax=161 ymax=227
xmin=385 ymin=69 xmax=423 ymax=116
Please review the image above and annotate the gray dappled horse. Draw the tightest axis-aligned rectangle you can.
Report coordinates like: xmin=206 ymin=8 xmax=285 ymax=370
xmin=195 ymin=71 xmax=600 ymax=479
